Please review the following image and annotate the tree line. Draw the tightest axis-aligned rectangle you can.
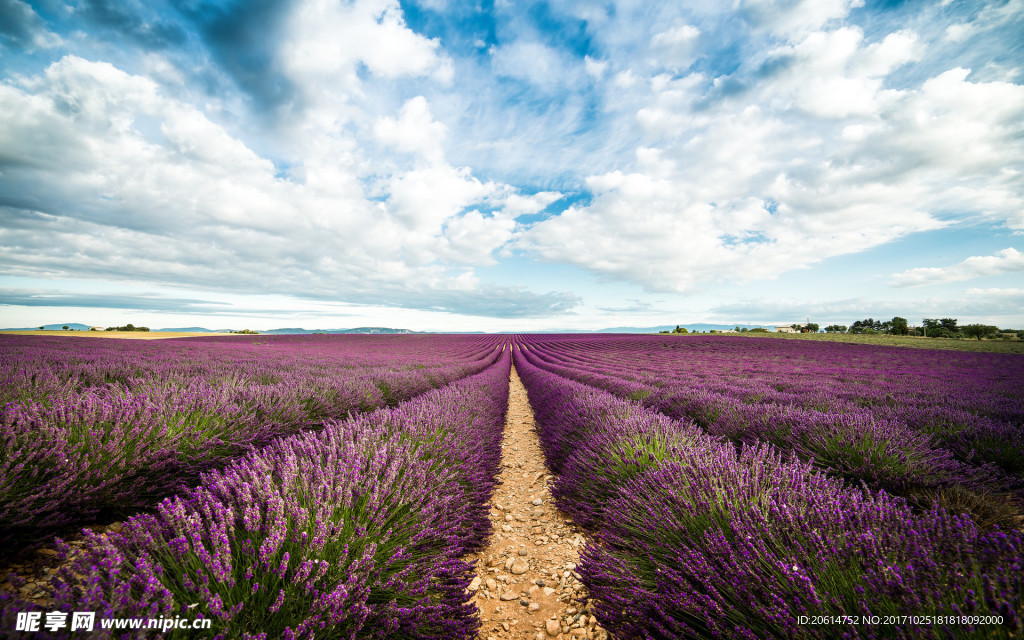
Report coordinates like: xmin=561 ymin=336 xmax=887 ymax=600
xmin=811 ymin=317 xmax=1017 ymax=340
xmin=660 ymin=319 xmax=1018 ymax=340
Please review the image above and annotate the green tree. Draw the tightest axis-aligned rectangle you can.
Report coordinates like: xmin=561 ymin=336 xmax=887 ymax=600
xmin=803 ymin=323 xmax=820 ymax=333
xmin=62 ymin=325 xmax=69 ymax=331
xmin=38 ymin=326 xmax=44 ymax=330
xmin=890 ymin=317 xmax=909 ymax=335
xmin=824 ymin=324 xmax=847 ymax=333
xmin=106 ymin=323 xmax=149 ymax=332
xmin=850 ymin=318 xmax=881 ymax=334
xmin=962 ymin=324 xmax=998 ymax=341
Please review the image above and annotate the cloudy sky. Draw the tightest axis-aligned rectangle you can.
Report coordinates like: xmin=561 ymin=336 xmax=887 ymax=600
xmin=1 ymin=0 xmax=1022 ymax=331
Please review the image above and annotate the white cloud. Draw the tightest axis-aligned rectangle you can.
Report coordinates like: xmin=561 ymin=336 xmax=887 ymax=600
xmin=0 ymin=54 xmax=571 ymax=318
xmin=890 ymin=248 xmax=1024 ymax=287
xmin=966 ymin=287 xmax=1024 ymax=297
xmin=584 ymin=55 xmax=608 ymax=78
xmin=740 ymin=0 xmax=865 ymax=40
xmin=387 ymin=164 xmax=496 ymax=231
xmin=280 ymin=0 xmax=452 ymax=94
xmin=490 ymin=40 xmax=583 ymax=90
xmin=436 ymin=210 xmax=516 ymax=266
xmin=944 ymin=23 xmax=976 ymax=43
xmin=501 ymin=191 xmax=564 ymax=216
xmin=763 ymin=27 xmax=921 ymax=119
xmin=374 ymin=95 xmax=448 ymax=162
xmin=649 ymin=23 xmax=701 ymax=71
xmin=520 ymin=22 xmax=1023 ymax=294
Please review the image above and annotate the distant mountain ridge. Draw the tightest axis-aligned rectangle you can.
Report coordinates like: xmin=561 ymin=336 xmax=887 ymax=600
xmin=260 ymin=327 xmax=423 ymax=334
xmin=2 ymin=323 xmax=94 ymax=331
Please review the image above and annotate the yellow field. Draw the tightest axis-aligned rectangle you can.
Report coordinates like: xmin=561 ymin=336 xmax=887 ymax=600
xmin=0 ymin=330 xmax=239 ymax=340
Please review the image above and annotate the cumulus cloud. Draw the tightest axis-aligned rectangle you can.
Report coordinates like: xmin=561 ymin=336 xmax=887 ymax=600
xmin=762 ymin=27 xmax=922 ymax=118
xmin=0 ymin=51 xmax=574 ymax=318
xmin=890 ymin=248 xmax=1024 ymax=287
xmin=520 ymin=20 xmax=1024 ymax=294
xmin=280 ymin=0 xmax=452 ymax=92
xmin=374 ymin=96 xmax=448 ymax=162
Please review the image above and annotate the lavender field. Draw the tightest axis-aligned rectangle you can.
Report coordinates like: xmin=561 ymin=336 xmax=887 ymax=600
xmin=1 ymin=333 xmax=1022 ymax=638
xmin=2 ymin=334 xmax=513 ymax=637
xmin=0 ymin=334 xmax=505 ymax=539
xmin=515 ymin=335 xmax=1023 ymax=639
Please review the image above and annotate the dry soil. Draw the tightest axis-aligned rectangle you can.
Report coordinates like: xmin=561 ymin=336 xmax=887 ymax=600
xmin=465 ymin=364 xmax=609 ymax=640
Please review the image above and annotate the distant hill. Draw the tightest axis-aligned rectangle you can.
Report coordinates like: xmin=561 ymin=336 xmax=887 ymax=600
xmin=2 ymin=323 xmax=94 ymax=331
xmin=154 ymin=327 xmax=223 ymax=332
xmin=607 ymin=323 xmax=773 ymax=333
xmin=262 ymin=327 xmax=422 ymax=334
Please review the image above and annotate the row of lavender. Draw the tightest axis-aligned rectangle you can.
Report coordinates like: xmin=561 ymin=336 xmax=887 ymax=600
xmin=1 ymin=335 xmax=504 ymax=538
xmin=517 ymin=336 xmax=1024 ymax=522
xmin=513 ymin=345 xmax=1023 ymax=639
xmin=2 ymin=345 xmax=512 ymax=639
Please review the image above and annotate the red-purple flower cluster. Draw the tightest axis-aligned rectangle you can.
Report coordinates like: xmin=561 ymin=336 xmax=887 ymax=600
xmin=513 ymin=337 xmax=1023 ymax=639
xmin=517 ymin=335 xmax=1024 ymax=502
xmin=1 ymin=335 xmax=503 ymax=540
xmin=2 ymin=343 xmax=512 ymax=639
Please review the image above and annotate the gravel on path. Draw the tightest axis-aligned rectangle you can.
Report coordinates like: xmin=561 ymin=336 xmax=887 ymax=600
xmin=466 ymin=364 xmax=609 ymax=640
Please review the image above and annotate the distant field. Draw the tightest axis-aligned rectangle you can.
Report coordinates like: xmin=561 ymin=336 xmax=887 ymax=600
xmin=0 ymin=330 xmax=237 ymax=339
xmin=719 ymin=330 xmax=1024 ymax=354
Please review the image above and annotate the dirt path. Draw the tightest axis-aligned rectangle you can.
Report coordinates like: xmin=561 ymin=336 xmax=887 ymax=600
xmin=467 ymin=364 xmax=609 ymax=640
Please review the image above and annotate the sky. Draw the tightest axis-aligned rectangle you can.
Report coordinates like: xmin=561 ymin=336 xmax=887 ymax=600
xmin=1 ymin=0 xmax=1022 ymax=332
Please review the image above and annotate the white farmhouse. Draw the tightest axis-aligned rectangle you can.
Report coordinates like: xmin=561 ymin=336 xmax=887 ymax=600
xmin=774 ymin=325 xmax=798 ymax=333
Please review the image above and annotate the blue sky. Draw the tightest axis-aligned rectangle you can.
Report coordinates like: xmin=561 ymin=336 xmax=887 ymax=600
xmin=1 ymin=0 xmax=1022 ymax=331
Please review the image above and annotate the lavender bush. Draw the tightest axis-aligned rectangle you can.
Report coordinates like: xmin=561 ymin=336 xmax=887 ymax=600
xmin=1 ymin=335 xmax=503 ymax=539
xmin=517 ymin=337 xmax=1023 ymax=515
xmin=513 ymin=346 xmax=1023 ymax=639
xmin=1 ymin=346 xmax=511 ymax=639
